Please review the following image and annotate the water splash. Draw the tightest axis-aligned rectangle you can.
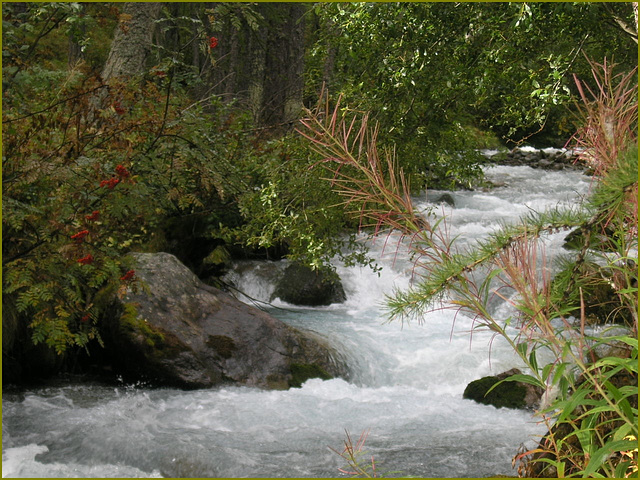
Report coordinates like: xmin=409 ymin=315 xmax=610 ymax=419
xmin=3 ymin=165 xmax=591 ymax=478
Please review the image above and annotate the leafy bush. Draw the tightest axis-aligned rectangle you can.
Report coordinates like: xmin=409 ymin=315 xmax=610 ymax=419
xmin=226 ymin=131 xmax=369 ymax=270
xmin=2 ymin=51 xmax=365 ymax=358
xmin=306 ymin=3 xmax=637 ymax=189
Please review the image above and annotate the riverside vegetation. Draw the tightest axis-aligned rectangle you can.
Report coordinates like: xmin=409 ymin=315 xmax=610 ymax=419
xmin=2 ymin=2 xmax=638 ymax=477
xmin=299 ymin=59 xmax=637 ymax=478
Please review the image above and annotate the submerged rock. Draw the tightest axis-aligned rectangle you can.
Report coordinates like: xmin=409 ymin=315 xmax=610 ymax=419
xmin=463 ymin=368 xmax=544 ymax=409
xmin=272 ymin=263 xmax=346 ymax=306
xmin=102 ymin=252 xmax=348 ymax=389
xmin=433 ymin=193 xmax=456 ymax=207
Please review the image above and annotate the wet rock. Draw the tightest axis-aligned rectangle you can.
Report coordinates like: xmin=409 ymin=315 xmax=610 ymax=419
xmin=463 ymin=368 xmax=544 ymax=409
xmin=537 ymin=158 xmax=553 ymax=169
xmin=433 ymin=193 xmax=456 ymax=207
xmin=272 ymin=263 xmax=346 ymax=306
xmin=549 ymin=260 xmax=636 ymax=326
xmin=102 ymin=252 xmax=349 ymax=389
xmin=496 ymin=147 xmax=582 ymax=170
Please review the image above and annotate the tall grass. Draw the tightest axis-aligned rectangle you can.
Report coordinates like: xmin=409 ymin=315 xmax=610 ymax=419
xmin=300 ymin=60 xmax=637 ymax=477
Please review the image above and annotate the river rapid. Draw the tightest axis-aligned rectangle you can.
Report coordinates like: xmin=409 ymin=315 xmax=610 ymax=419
xmin=2 ymin=164 xmax=591 ymax=478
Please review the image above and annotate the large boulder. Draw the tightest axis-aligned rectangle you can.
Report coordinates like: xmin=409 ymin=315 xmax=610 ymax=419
xmin=102 ymin=252 xmax=349 ymax=389
xmin=271 ymin=263 xmax=346 ymax=306
xmin=463 ymin=368 xmax=544 ymax=409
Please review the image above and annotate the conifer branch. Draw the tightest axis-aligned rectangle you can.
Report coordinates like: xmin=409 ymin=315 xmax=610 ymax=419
xmin=385 ymin=207 xmax=592 ymax=322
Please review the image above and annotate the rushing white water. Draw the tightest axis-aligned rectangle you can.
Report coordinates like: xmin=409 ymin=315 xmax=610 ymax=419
xmin=2 ymin=165 xmax=591 ymax=478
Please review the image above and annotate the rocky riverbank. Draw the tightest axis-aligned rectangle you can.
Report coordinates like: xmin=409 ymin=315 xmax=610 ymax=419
xmin=3 ymin=253 xmax=350 ymax=389
xmin=483 ymin=146 xmax=586 ymax=171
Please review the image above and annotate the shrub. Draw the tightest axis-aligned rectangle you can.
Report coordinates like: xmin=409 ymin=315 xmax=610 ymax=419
xmin=2 ymin=65 xmax=251 ymax=354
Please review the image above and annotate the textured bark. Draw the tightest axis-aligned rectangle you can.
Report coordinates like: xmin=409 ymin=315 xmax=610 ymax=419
xmin=102 ymin=2 xmax=162 ymax=80
xmin=260 ymin=3 xmax=306 ymax=127
xmin=201 ymin=3 xmax=307 ymax=128
xmin=322 ymin=26 xmax=338 ymax=90
xmin=247 ymin=17 xmax=267 ymax=122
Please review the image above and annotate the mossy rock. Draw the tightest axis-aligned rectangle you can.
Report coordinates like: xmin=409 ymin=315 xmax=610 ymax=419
xmin=433 ymin=193 xmax=456 ymax=207
xmin=99 ymin=253 xmax=349 ymax=389
xmin=550 ymin=260 xmax=635 ymax=326
xmin=289 ymin=363 xmax=333 ymax=388
xmin=463 ymin=375 xmax=528 ymax=409
xmin=272 ymin=263 xmax=346 ymax=306
xmin=119 ymin=304 xmax=162 ymax=342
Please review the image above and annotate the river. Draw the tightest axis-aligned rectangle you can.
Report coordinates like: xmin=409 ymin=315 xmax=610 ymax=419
xmin=2 ymin=163 xmax=591 ymax=478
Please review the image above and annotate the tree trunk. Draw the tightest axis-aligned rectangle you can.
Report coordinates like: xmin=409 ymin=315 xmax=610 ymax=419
xmin=102 ymin=2 xmax=162 ymax=80
xmin=260 ymin=3 xmax=306 ymax=128
xmin=67 ymin=4 xmax=86 ymax=69
xmin=321 ymin=18 xmax=338 ymax=92
xmin=196 ymin=3 xmax=307 ymax=129
xmin=248 ymin=22 xmax=266 ymax=123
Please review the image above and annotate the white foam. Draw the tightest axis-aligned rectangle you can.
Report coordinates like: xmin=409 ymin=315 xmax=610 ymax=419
xmin=3 ymin=165 xmax=591 ymax=477
xmin=1 ymin=445 xmax=163 ymax=478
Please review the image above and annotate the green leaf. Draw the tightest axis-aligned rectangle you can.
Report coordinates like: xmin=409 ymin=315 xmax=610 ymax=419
xmin=577 ymin=414 xmax=599 ymax=456
xmin=528 ymin=349 xmax=539 ymax=372
xmin=583 ymin=439 xmax=637 ymax=476
xmin=552 ymin=362 xmax=568 ymax=385
xmin=612 ymin=423 xmax=634 ymax=442
xmin=516 ymin=342 xmax=528 ymax=359
xmin=614 ymin=459 xmax=634 ymax=479
xmin=490 ymin=373 xmax=546 ymax=391
xmin=602 ymin=381 xmax=636 ymax=424
xmin=594 ymin=356 xmax=636 ymax=369
xmin=556 ymin=389 xmax=600 ymax=423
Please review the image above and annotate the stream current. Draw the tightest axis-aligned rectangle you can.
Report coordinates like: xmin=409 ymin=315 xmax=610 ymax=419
xmin=2 ymin=164 xmax=591 ymax=478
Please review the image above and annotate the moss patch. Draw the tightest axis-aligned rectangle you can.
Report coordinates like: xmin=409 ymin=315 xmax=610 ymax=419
xmin=118 ymin=303 xmax=184 ymax=359
xmin=206 ymin=335 xmax=237 ymax=358
xmin=120 ymin=303 xmax=164 ymax=345
xmin=266 ymin=374 xmax=290 ymax=390
xmin=289 ymin=363 xmax=333 ymax=388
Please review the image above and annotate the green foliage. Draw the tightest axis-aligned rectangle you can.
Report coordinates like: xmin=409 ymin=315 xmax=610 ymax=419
xmin=2 ymin=67 xmax=256 ymax=353
xmin=572 ymin=60 xmax=639 ymax=178
xmin=307 ymin=2 xmax=637 ymax=189
xmin=2 ymin=11 xmax=231 ymax=354
xmin=2 ymin=3 xmax=115 ymax=74
xmin=227 ymin=131 xmax=372 ymax=270
xmin=522 ymin=339 xmax=638 ymax=478
xmin=1 ymin=4 xmax=363 ymax=357
xmin=305 ymin=57 xmax=638 ymax=477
